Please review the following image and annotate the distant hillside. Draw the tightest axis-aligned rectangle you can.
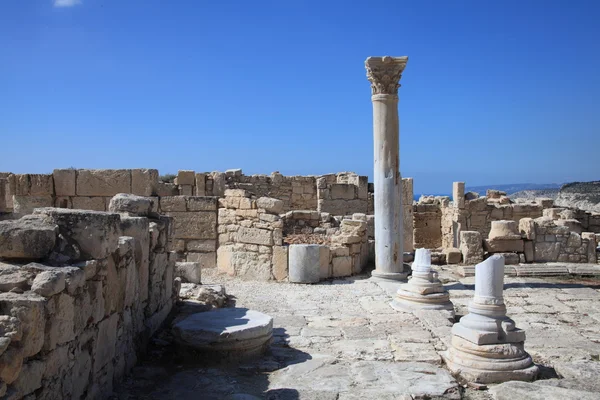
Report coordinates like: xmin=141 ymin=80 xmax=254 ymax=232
xmin=466 ymin=183 xmax=562 ymax=196
xmin=554 ymin=181 xmax=600 ymax=213
xmin=509 ymin=189 xmax=560 ymax=201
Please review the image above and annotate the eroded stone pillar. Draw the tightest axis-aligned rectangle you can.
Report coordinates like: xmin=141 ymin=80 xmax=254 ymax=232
xmin=365 ymin=56 xmax=408 ymax=281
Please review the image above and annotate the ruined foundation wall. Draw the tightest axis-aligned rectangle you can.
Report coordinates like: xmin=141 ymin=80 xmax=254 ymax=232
xmin=0 ymin=206 xmax=175 ymax=399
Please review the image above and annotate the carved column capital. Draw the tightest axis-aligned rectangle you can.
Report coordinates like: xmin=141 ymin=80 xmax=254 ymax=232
xmin=365 ymin=56 xmax=408 ymax=96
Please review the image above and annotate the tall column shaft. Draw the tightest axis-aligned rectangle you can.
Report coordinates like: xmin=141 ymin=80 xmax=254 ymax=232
xmin=366 ymin=56 xmax=408 ymax=281
xmin=373 ymin=94 xmax=402 ymax=276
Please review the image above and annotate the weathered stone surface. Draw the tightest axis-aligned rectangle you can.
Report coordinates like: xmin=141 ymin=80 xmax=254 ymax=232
xmin=45 ymin=292 xmax=75 ymax=350
xmin=185 ymin=252 xmax=216 ymax=268
xmin=131 ymin=168 xmax=158 ymax=196
xmin=53 ymin=169 xmax=76 ymax=196
xmin=109 ymin=193 xmax=153 ymax=216
xmin=534 ymin=242 xmax=561 ymax=262
xmin=256 ymin=197 xmax=284 ymax=214
xmin=460 ymin=231 xmax=483 ymax=264
xmin=177 ymin=170 xmax=195 ymax=186
xmin=94 ymin=313 xmax=118 ymax=373
xmin=187 ymin=196 xmax=218 ymax=211
xmin=332 ymin=256 xmax=352 ymax=277
xmin=484 ymin=238 xmax=524 ymax=253
xmin=444 ymin=247 xmax=462 ymax=264
xmin=519 ymin=218 xmax=536 ymax=240
xmin=76 ymin=169 xmax=131 ymax=196
xmin=186 ymin=239 xmax=216 ymax=252
xmin=272 ymin=246 xmax=288 ymax=281
xmin=71 ymin=196 xmax=106 ymax=211
xmin=175 ymin=262 xmax=201 ymax=284
xmin=0 ymin=292 xmax=46 ymax=357
xmin=489 ymin=381 xmax=598 ymax=400
xmin=489 ymin=220 xmax=521 ymax=240
xmin=167 ymin=211 xmax=216 ymax=239
xmin=11 ymin=359 xmax=44 ymax=398
xmin=31 ymin=270 xmax=66 ymax=297
xmin=0 ymin=345 xmax=23 ymax=384
xmin=12 ymin=195 xmax=54 ymax=215
xmin=237 ymin=227 xmax=272 ymax=246
xmin=33 ymin=208 xmax=121 ymax=261
xmin=0 ymin=265 xmax=34 ymax=292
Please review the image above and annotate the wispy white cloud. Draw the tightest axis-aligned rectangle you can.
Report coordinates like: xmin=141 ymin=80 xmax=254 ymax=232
xmin=53 ymin=0 xmax=82 ymax=7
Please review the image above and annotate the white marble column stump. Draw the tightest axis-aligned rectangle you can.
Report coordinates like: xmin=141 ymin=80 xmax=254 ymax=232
xmin=365 ymin=56 xmax=409 ymax=281
xmin=390 ymin=248 xmax=454 ymax=314
xmin=442 ymin=255 xmax=538 ymax=383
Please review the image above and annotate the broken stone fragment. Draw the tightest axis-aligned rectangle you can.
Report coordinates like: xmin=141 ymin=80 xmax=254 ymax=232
xmin=31 ymin=270 xmax=66 ymax=297
xmin=108 ymin=193 xmax=154 ymax=216
xmin=256 ymin=197 xmax=284 ymax=215
xmin=0 ymin=216 xmax=57 ymax=260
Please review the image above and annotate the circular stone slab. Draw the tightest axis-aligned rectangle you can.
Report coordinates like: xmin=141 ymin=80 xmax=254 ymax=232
xmin=172 ymin=308 xmax=273 ymax=361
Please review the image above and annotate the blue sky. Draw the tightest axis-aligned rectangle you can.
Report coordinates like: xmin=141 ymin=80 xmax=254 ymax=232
xmin=1 ymin=0 xmax=599 ymax=194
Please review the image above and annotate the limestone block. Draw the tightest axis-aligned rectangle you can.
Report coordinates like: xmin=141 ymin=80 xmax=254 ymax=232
xmin=175 ymin=262 xmax=201 ymax=284
xmin=187 ymin=196 xmax=218 ymax=211
xmin=453 ymin=182 xmax=465 ymax=209
xmin=131 ymin=168 xmax=158 ymax=196
xmin=330 ymin=184 xmax=356 ymax=200
xmin=211 ymin=172 xmax=226 ymax=196
xmin=543 ymin=208 xmax=564 ymax=219
xmin=179 ymin=185 xmax=193 ymax=196
xmin=119 ymin=216 xmax=150 ymax=301
xmin=44 ymin=292 xmax=75 ymax=350
xmin=0 ymin=345 xmax=23 ymax=384
xmin=444 ymin=248 xmax=462 ymax=264
xmin=582 ymin=232 xmax=597 ymax=263
xmin=186 ymin=239 xmax=216 ymax=252
xmin=256 ymin=197 xmax=284 ymax=215
xmin=160 ymin=196 xmax=186 ymax=212
xmin=156 ymin=182 xmax=178 ymax=197
xmin=76 ymin=169 xmax=131 ymax=196
xmin=185 ymin=252 xmax=216 ymax=269
xmin=176 ymin=170 xmax=195 ymax=186
xmin=0 ymin=179 xmax=6 ymax=212
xmin=534 ymin=242 xmax=560 ymax=262
xmin=217 ymin=246 xmax=235 ymax=276
xmin=33 ymin=208 xmax=121 ymax=261
xmin=11 ymin=359 xmax=44 ymax=398
xmin=167 ymin=211 xmax=217 ymax=240
xmin=53 ymin=169 xmax=76 ymax=196
xmin=0 ymin=265 xmax=35 ymax=293
xmin=54 ymin=196 xmax=72 ymax=209
xmin=0 ymin=292 xmax=46 ymax=357
xmin=12 ymin=195 xmax=54 ymax=214
xmin=195 ymin=173 xmax=207 ymax=196
xmin=272 ymin=246 xmax=289 ymax=281
xmin=94 ymin=313 xmax=119 ymax=374
xmin=518 ymin=218 xmax=536 ymax=240
xmin=108 ymin=193 xmax=153 ymax=216
xmin=237 ymin=226 xmax=273 ymax=246
xmin=72 ymin=196 xmax=106 ymax=211
xmin=0 ymin=215 xmax=57 ymax=260
xmin=31 ymin=270 xmax=66 ymax=297
xmin=332 ymin=256 xmax=352 ymax=277
xmin=483 ymin=238 xmax=524 ymax=253
xmin=524 ymin=241 xmax=534 ymax=262
xmin=460 ymin=231 xmax=483 ymax=264
xmin=556 ymin=219 xmax=583 ymax=234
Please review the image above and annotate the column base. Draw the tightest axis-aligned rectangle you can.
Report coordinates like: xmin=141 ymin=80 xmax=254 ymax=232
xmin=390 ymin=289 xmax=455 ymax=315
xmin=441 ymin=335 xmax=538 ymax=384
xmin=370 ymin=270 xmax=408 ymax=281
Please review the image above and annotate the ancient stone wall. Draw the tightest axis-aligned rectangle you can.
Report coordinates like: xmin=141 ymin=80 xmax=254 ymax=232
xmin=159 ymin=196 xmax=218 ymax=271
xmin=216 ymin=189 xmax=285 ymax=280
xmin=0 ymin=204 xmax=174 ymax=399
xmin=316 ymin=173 xmax=368 ymax=216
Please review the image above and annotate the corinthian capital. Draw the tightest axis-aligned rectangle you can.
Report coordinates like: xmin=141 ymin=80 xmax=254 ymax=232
xmin=365 ymin=56 xmax=408 ymax=96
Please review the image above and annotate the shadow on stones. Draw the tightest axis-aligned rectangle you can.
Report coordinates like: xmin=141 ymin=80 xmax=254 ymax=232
xmin=447 ymin=281 xmax=600 ymax=291
xmin=112 ymin=324 xmax=311 ymax=400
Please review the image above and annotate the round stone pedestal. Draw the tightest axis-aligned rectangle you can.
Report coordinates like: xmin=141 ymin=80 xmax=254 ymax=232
xmin=172 ymin=308 xmax=273 ymax=362
xmin=442 ymin=336 xmax=539 ymax=384
xmin=390 ymin=289 xmax=454 ymax=313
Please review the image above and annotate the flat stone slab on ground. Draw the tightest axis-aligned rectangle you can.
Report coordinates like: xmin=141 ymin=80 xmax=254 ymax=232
xmin=489 ymin=380 xmax=599 ymax=400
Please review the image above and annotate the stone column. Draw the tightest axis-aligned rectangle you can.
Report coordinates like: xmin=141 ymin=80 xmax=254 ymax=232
xmin=365 ymin=56 xmax=408 ymax=281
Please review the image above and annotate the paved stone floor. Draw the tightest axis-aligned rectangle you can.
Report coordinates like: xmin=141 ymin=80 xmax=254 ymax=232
xmin=113 ymin=268 xmax=600 ymax=400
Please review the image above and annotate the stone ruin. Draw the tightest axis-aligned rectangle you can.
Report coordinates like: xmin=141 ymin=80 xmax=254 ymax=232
xmin=0 ymin=55 xmax=599 ymax=399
